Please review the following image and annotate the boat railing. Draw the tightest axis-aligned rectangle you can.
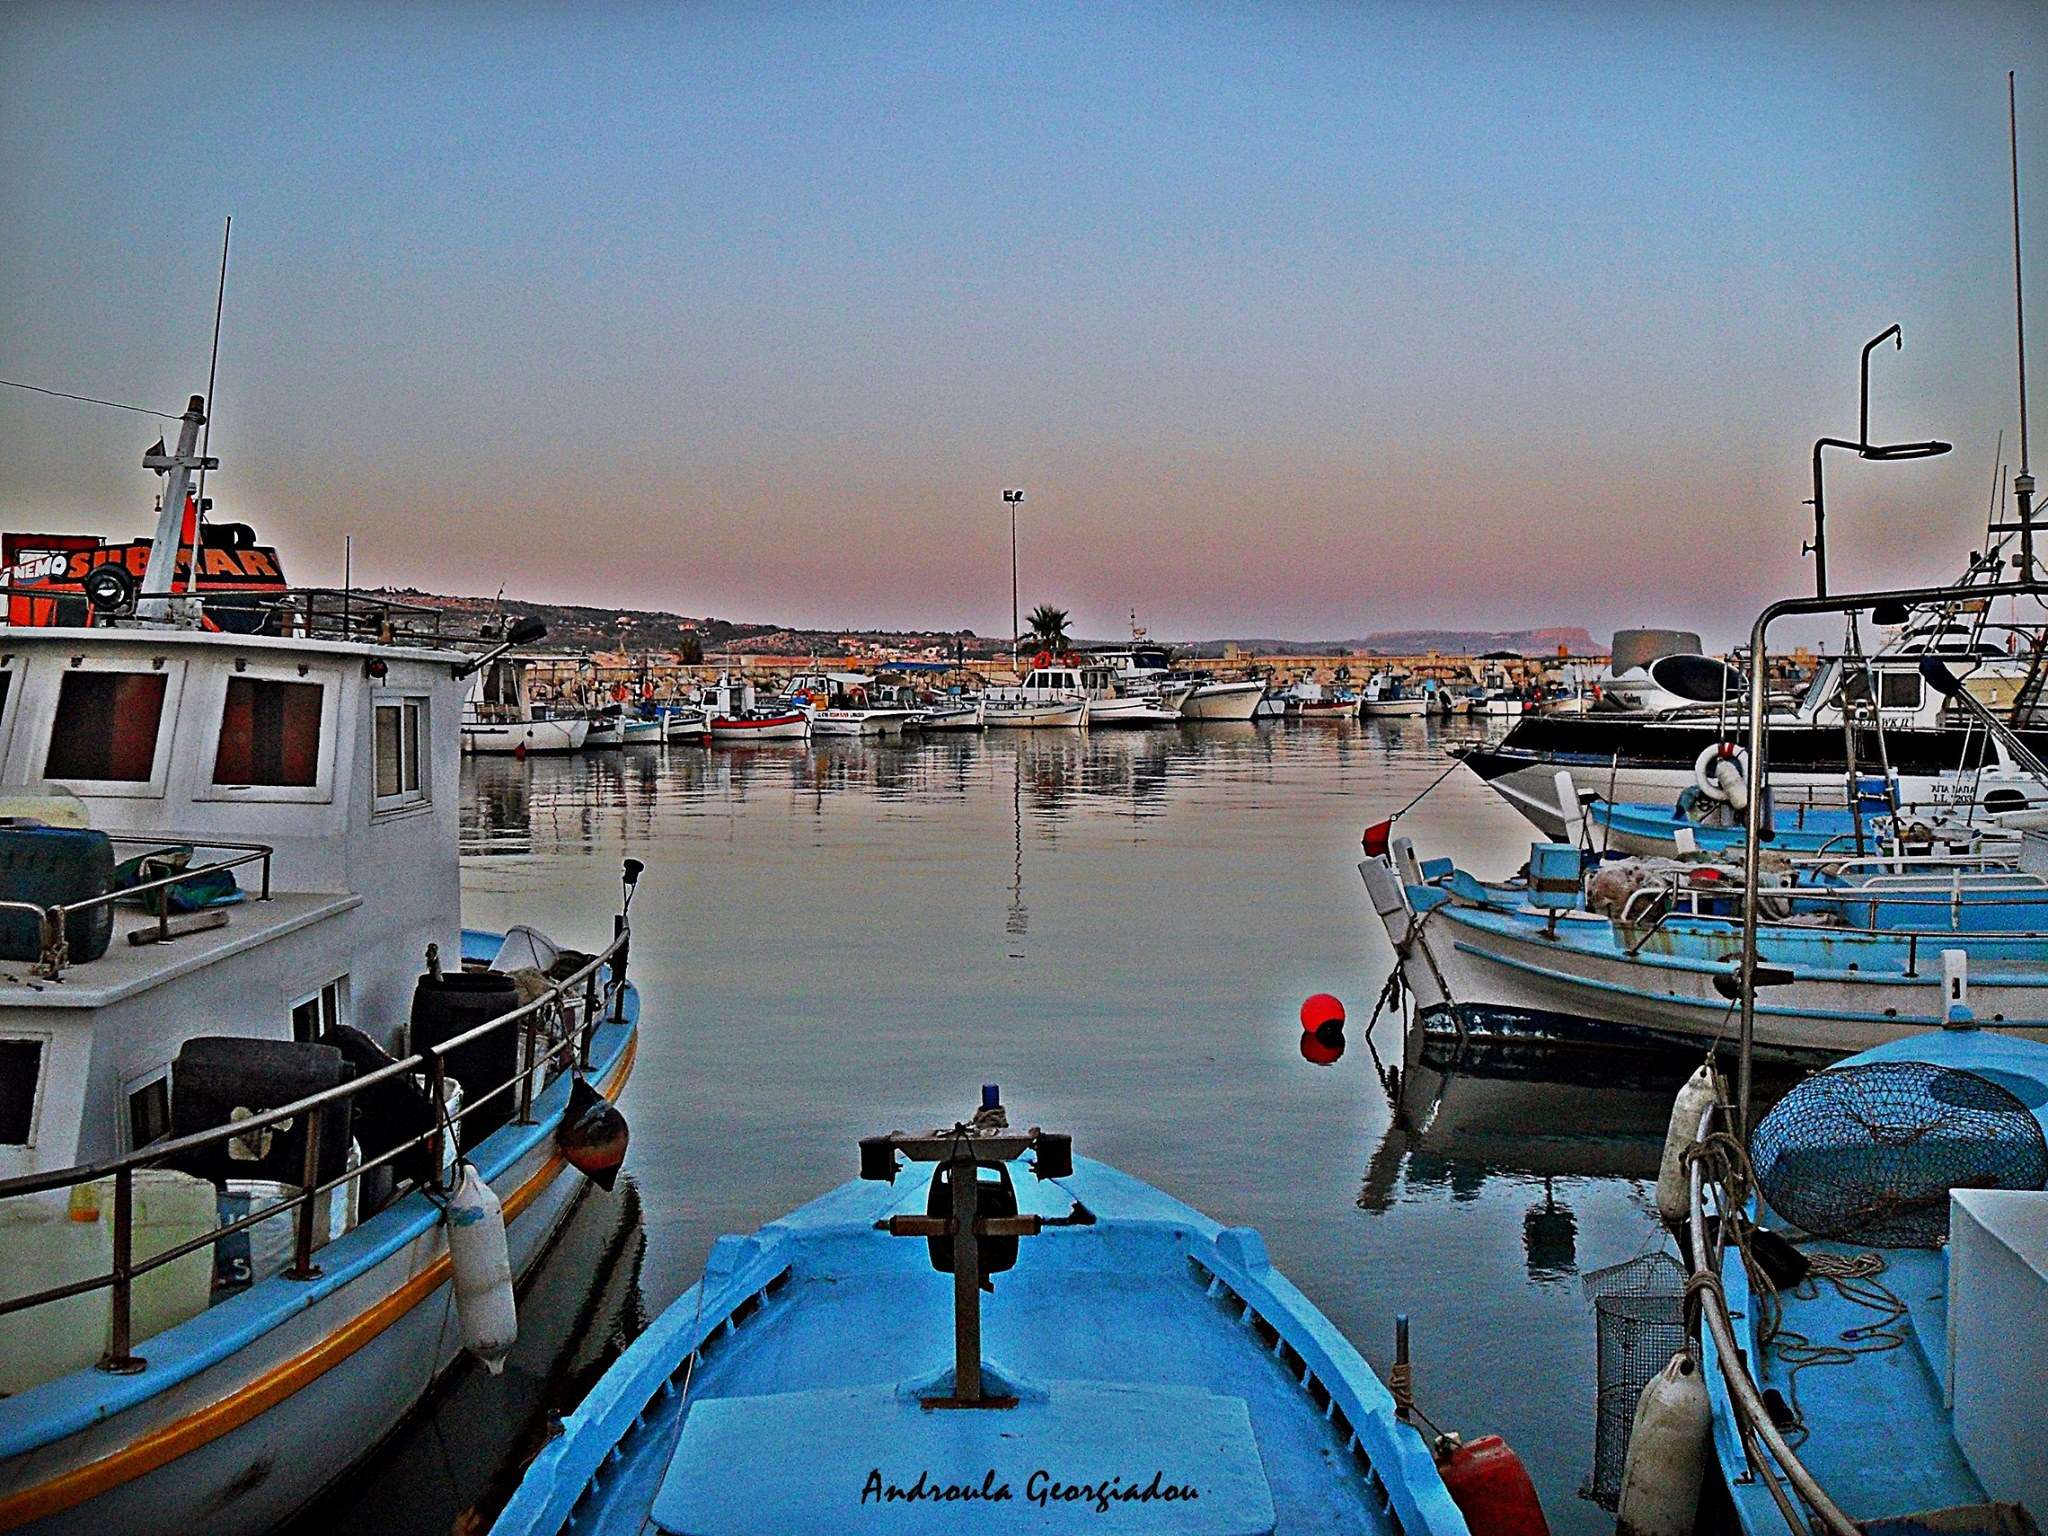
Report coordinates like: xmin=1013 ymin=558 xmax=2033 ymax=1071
xmin=0 ymin=837 xmax=274 ymax=979
xmin=1609 ymin=863 xmax=2048 ymax=946
xmin=0 ymin=919 xmax=631 ymax=1376
xmin=1684 ymin=1096 xmax=1858 ymax=1536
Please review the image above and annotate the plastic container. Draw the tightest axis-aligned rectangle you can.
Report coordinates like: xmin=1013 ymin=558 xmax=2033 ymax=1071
xmin=0 ymin=825 xmax=114 ymax=964
xmin=0 ymin=1187 xmax=113 ymax=1393
xmin=79 ymin=1169 xmax=216 ymax=1345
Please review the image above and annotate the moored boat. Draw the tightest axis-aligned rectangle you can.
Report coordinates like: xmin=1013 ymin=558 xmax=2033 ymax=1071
xmin=0 ymin=393 xmax=647 ymax=1536
xmin=464 ymin=657 xmax=590 ymax=756
xmin=708 ymin=710 xmax=810 ymax=743
xmin=1179 ymin=676 xmax=1266 ymax=721
xmin=492 ymin=1091 xmax=1537 ymax=1536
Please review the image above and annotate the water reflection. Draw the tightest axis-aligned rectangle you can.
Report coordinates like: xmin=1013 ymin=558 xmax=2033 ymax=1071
xmin=292 ymin=1180 xmax=647 ymax=1535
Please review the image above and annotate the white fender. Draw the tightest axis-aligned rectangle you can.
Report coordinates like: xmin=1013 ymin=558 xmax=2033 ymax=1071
xmin=1942 ymin=948 xmax=1973 ymax=1027
xmin=1360 ymin=857 xmax=1414 ymax=945
xmin=1617 ymin=1350 xmax=1711 ymax=1536
xmin=1656 ymin=1064 xmax=1716 ymax=1227
xmin=446 ymin=1163 xmax=517 ymax=1374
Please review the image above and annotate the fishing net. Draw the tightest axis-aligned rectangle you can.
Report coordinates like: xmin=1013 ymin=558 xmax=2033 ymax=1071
xmin=1581 ymin=1250 xmax=1687 ymax=1511
xmin=1751 ymin=1063 xmax=2048 ymax=1249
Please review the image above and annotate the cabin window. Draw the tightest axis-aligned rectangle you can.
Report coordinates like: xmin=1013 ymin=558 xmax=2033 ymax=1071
xmin=213 ymin=677 xmax=322 ymax=787
xmin=1880 ymin=672 xmax=1922 ymax=710
xmin=0 ymin=1038 xmax=43 ymax=1145
xmin=45 ymin=671 xmax=168 ymax=782
xmin=291 ymin=978 xmax=346 ymax=1043
xmin=126 ymin=1073 xmax=170 ymax=1151
xmin=374 ymin=697 xmax=427 ymax=810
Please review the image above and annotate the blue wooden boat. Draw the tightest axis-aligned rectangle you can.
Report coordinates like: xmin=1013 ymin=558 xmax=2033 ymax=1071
xmin=1690 ymin=1031 xmax=2048 ymax=1532
xmin=492 ymin=1093 xmax=1516 ymax=1536
xmin=1366 ymin=838 xmax=2048 ymax=1058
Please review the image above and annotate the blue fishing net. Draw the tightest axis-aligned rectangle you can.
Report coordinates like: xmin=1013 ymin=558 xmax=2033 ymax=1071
xmin=1752 ymin=1062 xmax=2048 ymax=1248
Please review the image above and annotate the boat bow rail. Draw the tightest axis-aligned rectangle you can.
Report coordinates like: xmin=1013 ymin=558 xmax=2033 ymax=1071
xmin=0 ymin=915 xmax=634 ymax=1378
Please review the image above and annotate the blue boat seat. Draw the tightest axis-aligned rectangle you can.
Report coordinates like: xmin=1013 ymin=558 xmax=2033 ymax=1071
xmin=650 ymin=1378 xmax=1278 ymax=1535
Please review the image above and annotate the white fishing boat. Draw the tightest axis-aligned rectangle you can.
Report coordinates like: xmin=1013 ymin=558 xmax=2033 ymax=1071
xmin=910 ymin=695 xmax=984 ymax=731
xmin=1358 ymin=673 xmax=1429 ymax=717
xmin=1179 ymin=676 xmax=1266 ymax=720
xmin=0 ymin=394 xmax=644 ymax=1536
xmin=985 ymin=662 xmax=1091 ymax=728
xmin=786 ymin=672 xmax=916 ymax=738
xmin=660 ymin=705 xmax=708 ymax=744
xmin=619 ymin=715 xmax=663 ymax=745
xmin=462 ymin=658 xmax=589 ymax=756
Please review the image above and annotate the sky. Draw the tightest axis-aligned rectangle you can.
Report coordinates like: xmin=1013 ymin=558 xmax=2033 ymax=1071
xmin=2 ymin=2 xmax=2045 ymax=647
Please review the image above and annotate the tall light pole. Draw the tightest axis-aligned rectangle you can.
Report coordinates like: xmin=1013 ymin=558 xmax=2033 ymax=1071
xmin=1004 ymin=488 xmax=1025 ymax=672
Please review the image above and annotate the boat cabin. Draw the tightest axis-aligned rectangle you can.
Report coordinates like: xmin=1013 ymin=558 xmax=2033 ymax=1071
xmin=0 ymin=623 xmax=466 ymax=1178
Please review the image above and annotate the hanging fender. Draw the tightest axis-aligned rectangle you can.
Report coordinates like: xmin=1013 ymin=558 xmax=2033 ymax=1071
xmin=1692 ymin=742 xmax=1750 ymax=811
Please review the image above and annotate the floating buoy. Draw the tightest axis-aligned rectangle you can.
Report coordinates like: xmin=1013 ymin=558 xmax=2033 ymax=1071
xmin=1656 ymin=1064 xmax=1717 ymax=1228
xmin=1299 ymin=993 xmax=1345 ymax=1033
xmin=1616 ymin=1351 xmax=1710 ymax=1536
xmin=558 ymin=1074 xmax=630 ymax=1191
xmin=1438 ymin=1435 xmax=1550 ymax=1536
xmin=446 ymin=1163 xmax=517 ymax=1374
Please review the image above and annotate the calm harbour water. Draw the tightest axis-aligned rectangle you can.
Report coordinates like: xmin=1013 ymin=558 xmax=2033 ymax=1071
xmin=363 ymin=717 xmax=1713 ymax=1535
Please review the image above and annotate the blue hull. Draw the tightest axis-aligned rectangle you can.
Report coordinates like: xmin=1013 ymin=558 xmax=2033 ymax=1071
xmin=493 ymin=1152 xmax=1470 ymax=1536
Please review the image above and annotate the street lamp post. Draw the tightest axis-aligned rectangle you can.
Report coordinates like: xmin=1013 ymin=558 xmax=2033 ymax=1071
xmin=1004 ymin=489 xmax=1025 ymax=673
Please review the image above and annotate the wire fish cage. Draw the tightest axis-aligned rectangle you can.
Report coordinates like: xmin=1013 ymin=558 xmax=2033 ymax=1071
xmin=1581 ymin=1249 xmax=1688 ymax=1510
xmin=1752 ymin=1062 xmax=2048 ymax=1249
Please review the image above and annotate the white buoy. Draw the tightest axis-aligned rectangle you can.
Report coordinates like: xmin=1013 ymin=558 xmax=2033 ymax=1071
xmin=446 ymin=1163 xmax=516 ymax=1374
xmin=1656 ymin=1064 xmax=1716 ymax=1228
xmin=1616 ymin=1350 xmax=1711 ymax=1536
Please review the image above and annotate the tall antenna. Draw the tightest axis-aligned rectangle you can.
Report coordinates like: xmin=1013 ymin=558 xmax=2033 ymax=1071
xmin=190 ymin=216 xmax=232 ymax=585
xmin=2011 ymin=74 xmax=2035 ymax=574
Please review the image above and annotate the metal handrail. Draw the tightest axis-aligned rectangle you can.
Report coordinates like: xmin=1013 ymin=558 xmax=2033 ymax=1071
xmin=0 ymin=923 xmax=631 ymax=1368
xmin=0 ymin=839 xmax=277 ymax=979
xmin=1686 ymin=1101 xmax=1858 ymax=1536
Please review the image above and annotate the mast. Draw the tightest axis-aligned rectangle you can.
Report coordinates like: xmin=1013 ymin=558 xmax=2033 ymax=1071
xmin=137 ymin=396 xmax=211 ymax=625
xmin=2011 ymin=73 xmax=2037 ymax=575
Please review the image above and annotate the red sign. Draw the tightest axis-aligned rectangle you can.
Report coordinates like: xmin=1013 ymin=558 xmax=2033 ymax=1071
xmin=5 ymin=530 xmax=286 ymax=627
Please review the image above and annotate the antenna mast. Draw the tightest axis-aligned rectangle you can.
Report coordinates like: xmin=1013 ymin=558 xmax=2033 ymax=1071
xmin=2011 ymin=74 xmax=2036 ymax=575
xmin=191 ymin=217 xmax=232 ymax=578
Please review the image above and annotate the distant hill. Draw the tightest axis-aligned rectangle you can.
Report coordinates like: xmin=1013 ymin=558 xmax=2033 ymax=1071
xmin=1348 ymin=626 xmax=1600 ymax=657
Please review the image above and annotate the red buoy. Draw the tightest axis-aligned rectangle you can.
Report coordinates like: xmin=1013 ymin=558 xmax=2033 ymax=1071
xmin=1299 ymin=1031 xmax=1344 ymax=1066
xmin=1438 ymin=1435 xmax=1549 ymax=1536
xmin=1299 ymin=993 xmax=1345 ymax=1033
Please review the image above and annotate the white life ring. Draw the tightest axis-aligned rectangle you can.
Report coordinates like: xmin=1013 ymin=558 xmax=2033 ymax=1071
xmin=1693 ymin=742 xmax=1750 ymax=810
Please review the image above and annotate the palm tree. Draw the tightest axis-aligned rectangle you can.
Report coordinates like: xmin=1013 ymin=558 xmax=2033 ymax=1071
xmin=1025 ymin=604 xmax=1072 ymax=655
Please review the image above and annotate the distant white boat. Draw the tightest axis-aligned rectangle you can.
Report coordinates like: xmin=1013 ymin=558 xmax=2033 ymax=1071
xmin=620 ymin=716 xmax=664 ymax=744
xmin=788 ymin=671 xmax=916 ymax=737
xmin=984 ymin=697 xmax=1087 ymax=729
xmin=1180 ymin=677 xmax=1266 ymax=720
xmin=662 ymin=707 xmax=708 ymax=744
xmin=462 ymin=658 xmax=590 ymax=754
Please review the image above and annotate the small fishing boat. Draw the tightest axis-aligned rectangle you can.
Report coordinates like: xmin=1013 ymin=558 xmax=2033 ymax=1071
xmin=1683 ymin=1034 xmax=2048 ymax=1534
xmin=911 ymin=695 xmax=985 ymax=731
xmin=984 ymin=697 xmax=1086 ymax=728
xmin=788 ymin=672 xmax=917 ymax=738
xmin=708 ymin=711 xmax=810 ymax=743
xmin=1359 ymin=673 xmax=1430 ymax=718
xmin=619 ymin=715 xmax=664 ymax=745
xmin=463 ymin=658 xmax=590 ymax=755
xmin=660 ymin=705 xmax=709 ymax=744
xmin=1281 ymin=679 xmax=1359 ymax=721
xmin=582 ymin=711 xmax=622 ymax=749
xmin=1365 ymin=831 xmax=2048 ymax=1058
xmin=986 ymin=662 xmax=1091 ymax=728
xmin=492 ymin=1090 xmax=1542 ymax=1536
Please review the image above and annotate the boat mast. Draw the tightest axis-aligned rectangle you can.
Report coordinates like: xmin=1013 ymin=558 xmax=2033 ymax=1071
xmin=137 ymin=395 xmax=212 ymax=625
xmin=2008 ymin=71 xmax=2036 ymax=576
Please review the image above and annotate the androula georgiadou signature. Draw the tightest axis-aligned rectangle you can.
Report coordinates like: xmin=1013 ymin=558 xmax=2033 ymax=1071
xmin=860 ymin=1468 xmax=1200 ymax=1513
